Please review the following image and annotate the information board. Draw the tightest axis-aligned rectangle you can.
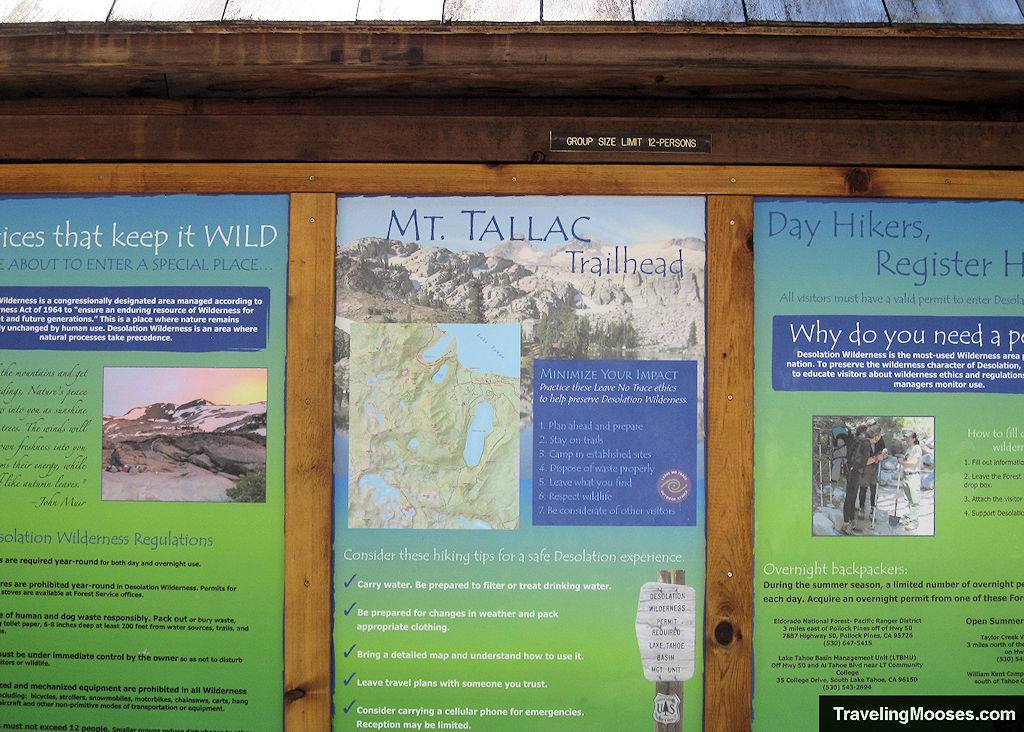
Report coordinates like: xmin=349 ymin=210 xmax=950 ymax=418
xmin=0 ymin=194 xmax=289 ymax=729
xmin=753 ymin=198 xmax=1024 ymax=730
xmin=333 ymin=195 xmax=707 ymax=730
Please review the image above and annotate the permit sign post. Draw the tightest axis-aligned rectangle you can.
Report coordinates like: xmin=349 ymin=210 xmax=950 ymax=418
xmin=636 ymin=571 xmax=697 ymax=730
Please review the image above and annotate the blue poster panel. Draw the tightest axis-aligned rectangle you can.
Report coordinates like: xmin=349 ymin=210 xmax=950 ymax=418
xmin=333 ymin=196 xmax=707 ymax=729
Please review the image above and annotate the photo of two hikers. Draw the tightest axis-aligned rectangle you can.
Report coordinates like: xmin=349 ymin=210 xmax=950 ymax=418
xmin=813 ymin=415 xmax=935 ymax=537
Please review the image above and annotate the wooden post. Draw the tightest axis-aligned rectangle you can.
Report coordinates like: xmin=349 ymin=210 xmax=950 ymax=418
xmin=655 ymin=569 xmax=686 ymax=732
xmin=284 ymin=193 xmax=335 ymax=731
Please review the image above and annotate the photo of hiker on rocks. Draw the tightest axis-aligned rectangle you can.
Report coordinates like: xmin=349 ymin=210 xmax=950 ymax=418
xmin=813 ymin=415 xmax=935 ymax=537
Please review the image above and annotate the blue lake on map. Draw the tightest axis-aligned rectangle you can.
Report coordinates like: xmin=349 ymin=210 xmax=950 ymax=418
xmin=359 ymin=473 xmax=400 ymax=503
xmin=422 ymin=333 xmax=455 ymax=362
xmin=438 ymin=324 xmax=520 ymax=378
xmin=463 ymin=402 xmax=494 ymax=467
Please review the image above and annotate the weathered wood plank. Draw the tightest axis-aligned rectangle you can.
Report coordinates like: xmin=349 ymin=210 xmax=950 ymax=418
xmin=356 ymin=0 xmax=442 ymax=21
xmin=0 ymin=0 xmax=113 ymax=22
xmin=224 ymin=0 xmax=358 ymax=21
xmin=705 ymin=194 xmax=754 ymax=732
xmin=109 ymin=0 xmax=226 ymax=22
xmin=885 ymin=0 xmax=1023 ymax=23
xmin=284 ymin=193 xmax=336 ymax=732
xmin=543 ymin=0 xmax=631 ymax=21
xmin=0 ymin=100 xmax=1019 ymax=167
xmin=634 ymin=0 xmax=745 ymax=22
xmin=444 ymin=0 xmax=539 ymax=22
xmin=2 ymin=0 xmax=1024 ymax=23
xmin=747 ymin=0 xmax=889 ymax=23
xmin=0 ymin=163 xmax=1020 ymax=200
xmin=0 ymin=31 xmax=1021 ymax=103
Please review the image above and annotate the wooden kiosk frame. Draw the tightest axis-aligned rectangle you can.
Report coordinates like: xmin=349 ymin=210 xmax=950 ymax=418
xmin=2 ymin=163 xmax=1023 ymax=731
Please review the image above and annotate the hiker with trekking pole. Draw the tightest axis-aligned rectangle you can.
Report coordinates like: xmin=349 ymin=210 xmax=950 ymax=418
xmin=896 ymin=432 xmax=923 ymax=532
xmin=858 ymin=418 xmax=887 ymax=526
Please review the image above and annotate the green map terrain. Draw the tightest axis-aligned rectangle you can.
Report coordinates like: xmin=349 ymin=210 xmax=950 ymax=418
xmin=348 ymin=323 xmax=520 ymax=529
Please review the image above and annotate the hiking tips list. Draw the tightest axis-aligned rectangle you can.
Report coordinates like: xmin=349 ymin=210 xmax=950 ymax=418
xmin=334 ymin=195 xmax=707 ymax=730
xmin=0 ymin=195 xmax=288 ymax=730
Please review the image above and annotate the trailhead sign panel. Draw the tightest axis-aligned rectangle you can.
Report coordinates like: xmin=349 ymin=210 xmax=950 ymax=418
xmin=333 ymin=195 xmax=707 ymax=730
xmin=0 ymin=194 xmax=289 ymax=729
xmin=753 ymin=198 xmax=1024 ymax=730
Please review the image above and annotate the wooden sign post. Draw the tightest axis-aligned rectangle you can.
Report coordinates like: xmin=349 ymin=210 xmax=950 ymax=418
xmin=636 ymin=569 xmax=695 ymax=731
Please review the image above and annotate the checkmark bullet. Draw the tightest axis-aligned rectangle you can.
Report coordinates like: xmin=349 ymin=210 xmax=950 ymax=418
xmin=345 ymin=573 xmax=357 ymax=587
xmin=344 ymin=699 xmax=355 ymax=713
xmin=345 ymin=672 xmax=356 ymax=686
xmin=344 ymin=644 xmax=356 ymax=657
xmin=345 ymin=602 xmax=357 ymax=615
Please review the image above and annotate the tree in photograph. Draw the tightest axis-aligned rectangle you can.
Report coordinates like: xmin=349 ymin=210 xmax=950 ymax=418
xmin=467 ymin=277 xmax=485 ymax=322
xmin=227 ymin=465 xmax=267 ymax=503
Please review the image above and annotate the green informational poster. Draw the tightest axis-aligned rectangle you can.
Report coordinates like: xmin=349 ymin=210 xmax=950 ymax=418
xmin=333 ymin=196 xmax=707 ymax=730
xmin=0 ymin=195 xmax=288 ymax=729
xmin=754 ymin=198 xmax=1024 ymax=730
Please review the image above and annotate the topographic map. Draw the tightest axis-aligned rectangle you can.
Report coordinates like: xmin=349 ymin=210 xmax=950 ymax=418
xmin=348 ymin=322 xmax=520 ymax=529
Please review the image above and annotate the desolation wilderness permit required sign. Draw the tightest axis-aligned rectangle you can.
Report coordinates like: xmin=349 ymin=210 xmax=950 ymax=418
xmin=635 ymin=582 xmax=697 ymax=682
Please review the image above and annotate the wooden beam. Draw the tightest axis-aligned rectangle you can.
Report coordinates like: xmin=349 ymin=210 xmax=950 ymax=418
xmin=0 ymin=28 xmax=1020 ymax=102
xmin=0 ymin=162 xmax=1019 ymax=198
xmin=0 ymin=99 xmax=1019 ymax=167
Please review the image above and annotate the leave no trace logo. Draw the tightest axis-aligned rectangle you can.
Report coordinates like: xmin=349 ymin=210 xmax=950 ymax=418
xmin=657 ymin=469 xmax=691 ymax=503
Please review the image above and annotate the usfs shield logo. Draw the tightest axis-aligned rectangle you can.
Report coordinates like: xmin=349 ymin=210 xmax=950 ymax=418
xmin=653 ymin=692 xmax=681 ymax=724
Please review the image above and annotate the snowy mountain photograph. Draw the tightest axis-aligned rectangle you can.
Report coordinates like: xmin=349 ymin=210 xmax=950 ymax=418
xmin=333 ymin=230 xmax=706 ymax=433
xmin=101 ymin=367 xmax=268 ymax=502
